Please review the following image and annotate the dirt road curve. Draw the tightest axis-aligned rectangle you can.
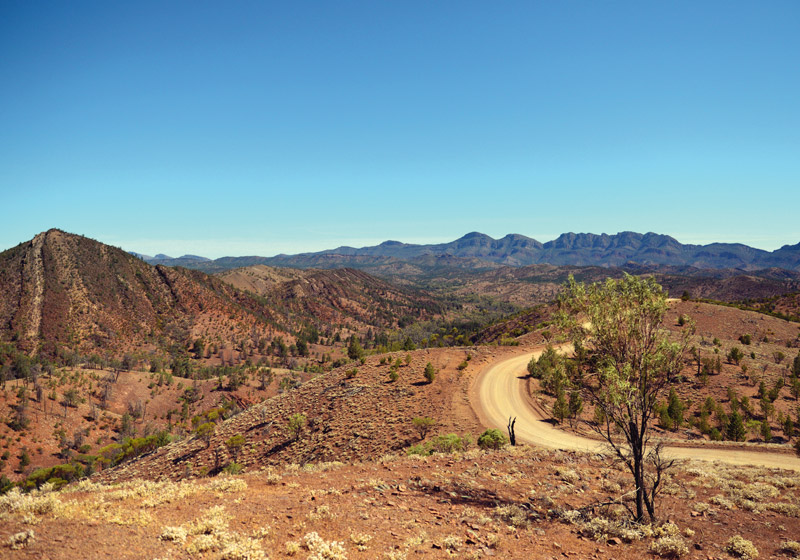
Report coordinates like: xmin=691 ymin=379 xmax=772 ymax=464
xmin=473 ymin=348 xmax=800 ymax=471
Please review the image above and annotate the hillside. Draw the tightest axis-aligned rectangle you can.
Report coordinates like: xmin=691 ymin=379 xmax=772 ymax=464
xmin=0 ymin=230 xmax=280 ymax=360
xmin=219 ymin=266 xmax=445 ymax=332
xmin=79 ymin=296 xmax=800 ymax=487
xmin=2 ymin=310 xmax=800 ymax=559
xmin=433 ymin=263 xmax=800 ymax=308
xmin=0 ymin=231 xmax=449 ymax=374
xmin=91 ymin=346 xmax=482 ymax=484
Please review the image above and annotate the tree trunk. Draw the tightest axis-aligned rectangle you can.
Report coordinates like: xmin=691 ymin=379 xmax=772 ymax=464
xmin=630 ymin=421 xmax=645 ymax=522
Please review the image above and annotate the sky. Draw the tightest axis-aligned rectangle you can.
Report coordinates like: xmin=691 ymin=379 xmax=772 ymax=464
xmin=1 ymin=1 xmax=798 ymax=258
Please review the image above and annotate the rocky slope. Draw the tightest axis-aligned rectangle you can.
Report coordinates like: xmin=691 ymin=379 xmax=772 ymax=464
xmin=0 ymin=231 xmax=444 ymax=362
xmin=0 ymin=230 xmax=280 ymax=358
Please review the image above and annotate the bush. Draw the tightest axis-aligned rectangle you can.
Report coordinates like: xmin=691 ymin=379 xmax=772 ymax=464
xmin=725 ymin=535 xmax=758 ymax=559
xmin=195 ymin=423 xmax=216 ymax=446
xmin=406 ymin=443 xmax=430 ymax=456
xmin=477 ymin=429 xmax=507 ymax=450
xmin=23 ymin=463 xmax=80 ymax=490
xmin=408 ymin=433 xmax=472 ymax=455
xmin=412 ymin=417 xmax=435 ymax=439
xmin=728 ymin=347 xmax=744 ymax=365
xmin=649 ymin=535 xmax=689 ymax=558
xmin=287 ymin=413 xmax=307 ymax=441
xmin=779 ymin=541 xmax=800 ymax=557
xmin=423 ymin=362 xmax=436 ymax=384
xmin=429 ymin=433 xmax=469 ymax=454
xmin=222 ymin=462 xmax=243 ymax=475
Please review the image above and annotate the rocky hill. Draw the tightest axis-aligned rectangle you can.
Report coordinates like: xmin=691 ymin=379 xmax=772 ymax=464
xmin=0 ymin=230 xmax=282 ymax=359
xmin=0 ymin=231 xmax=445 ymax=364
xmin=219 ymin=266 xmax=444 ymax=331
xmin=92 ymin=346 xmax=481 ymax=484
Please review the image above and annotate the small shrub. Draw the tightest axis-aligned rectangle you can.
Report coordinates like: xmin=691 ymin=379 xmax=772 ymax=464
xmin=412 ymin=417 xmax=435 ymax=439
xmin=159 ymin=525 xmax=188 ymax=542
xmin=495 ymin=504 xmax=528 ymax=527
xmin=423 ymin=363 xmax=436 ymax=384
xmin=350 ymin=532 xmax=372 ymax=551
xmin=725 ymin=535 xmax=758 ymax=559
xmin=649 ymin=535 xmax=689 ymax=558
xmin=477 ymin=429 xmax=507 ymax=450
xmin=779 ymin=541 xmax=800 ymax=557
xmin=443 ymin=534 xmax=461 ymax=550
xmin=302 ymin=531 xmax=347 ymax=559
xmin=221 ymin=462 xmax=244 ymax=475
xmin=555 ymin=467 xmax=580 ymax=484
xmin=405 ymin=443 xmax=430 ymax=456
xmin=739 ymin=334 xmax=752 ymax=345
xmin=8 ymin=529 xmax=35 ymax=550
xmin=287 ymin=413 xmax=307 ymax=441
xmin=429 ymin=433 xmax=467 ymax=454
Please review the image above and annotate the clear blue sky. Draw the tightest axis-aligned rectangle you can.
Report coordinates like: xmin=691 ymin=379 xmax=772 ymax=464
xmin=2 ymin=1 xmax=798 ymax=258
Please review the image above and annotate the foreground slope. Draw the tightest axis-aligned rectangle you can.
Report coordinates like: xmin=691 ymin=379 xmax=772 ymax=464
xmin=3 ymin=440 xmax=800 ymax=559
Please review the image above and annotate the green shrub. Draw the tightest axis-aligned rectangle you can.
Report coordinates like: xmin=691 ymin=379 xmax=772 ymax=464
xmin=739 ymin=334 xmax=752 ymax=345
xmin=23 ymin=463 xmax=80 ymax=490
xmin=423 ymin=363 xmax=436 ymax=384
xmin=477 ymin=429 xmax=507 ymax=450
xmin=287 ymin=413 xmax=307 ymax=441
xmin=728 ymin=347 xmax=744 ymax=365
xmin=406 ymin=443 xmax=430 ymax=456
xmin=195 ymin=422 xmax=216 ymax=446
xmin=429 ymin=433 xmax=468 ymax=454
xmin=407 ymin=433 xmax=473 ymax=456
xmin=223 ymin=462 xmax=243 ymax=475
xmin=412 ymin=417 xmax=435 ymax=439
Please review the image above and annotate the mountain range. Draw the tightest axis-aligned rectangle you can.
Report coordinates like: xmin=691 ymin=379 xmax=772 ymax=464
xmin=136 ymin=231 xmax=800 ymax=273
xmin=3 ymin=229 xmax=800 ymax=363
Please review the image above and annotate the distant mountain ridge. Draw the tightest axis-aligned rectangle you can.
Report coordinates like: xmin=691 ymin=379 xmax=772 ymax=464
xmin=136 ymin=231 xmax=800 ymax=272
